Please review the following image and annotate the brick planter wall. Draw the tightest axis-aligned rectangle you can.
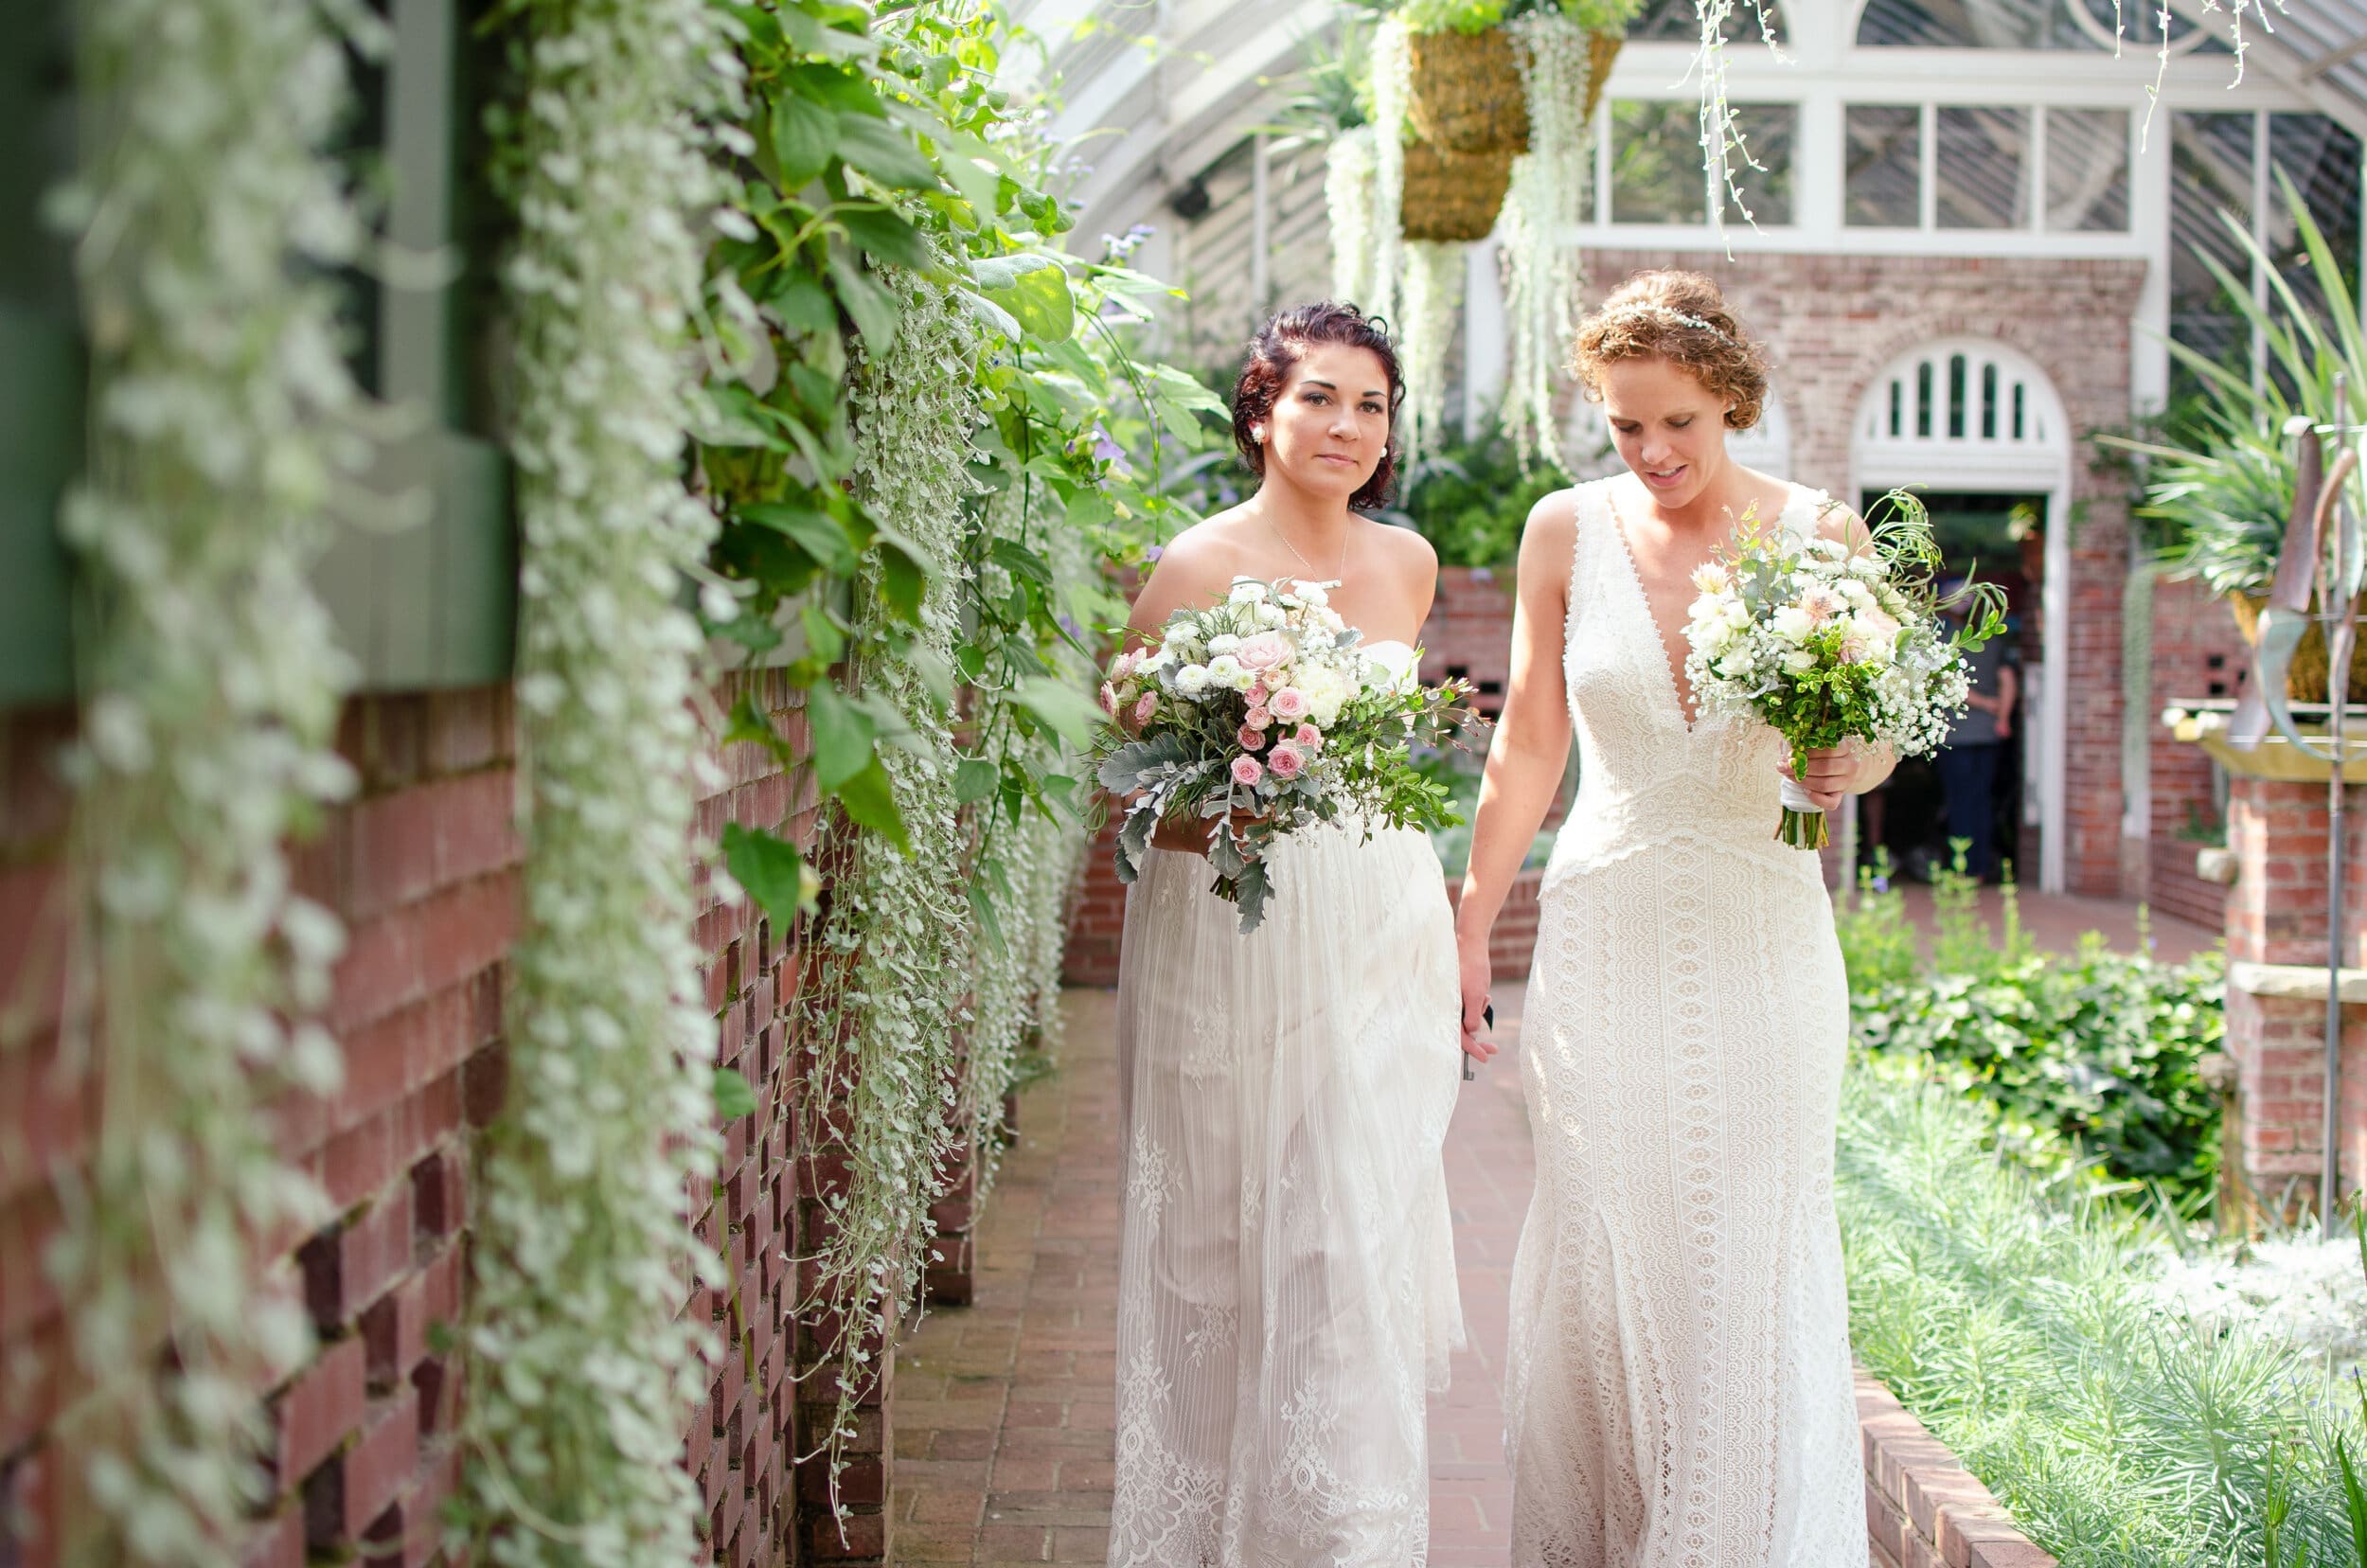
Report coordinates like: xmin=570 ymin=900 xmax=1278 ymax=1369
xmin=1857 ymin=1368 xmax=2057 ymax=1568
xmin=2214 ymin=769 xmax=2367 ymax=1222
xmin=2147 ymin=578 xmax=2247 ymax=926
xmin=0 ymin=674 xmax=935 ymax=1568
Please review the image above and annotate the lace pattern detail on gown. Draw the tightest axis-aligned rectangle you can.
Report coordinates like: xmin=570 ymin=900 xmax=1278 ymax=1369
xmin=1505 ymin=480 xmax=1869 ymax=1567
xmin=1109 ymin=757 xmax=1464 ymax=1568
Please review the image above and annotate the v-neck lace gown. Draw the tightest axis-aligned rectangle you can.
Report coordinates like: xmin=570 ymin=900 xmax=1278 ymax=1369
xmin=1108 ymin=643 xmax=1466 ymax=1568
xmin=1505 ymin=481 xmax=1867 ymax=1566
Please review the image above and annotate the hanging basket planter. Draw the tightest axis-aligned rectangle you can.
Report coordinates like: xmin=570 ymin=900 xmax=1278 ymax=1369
xmin=2230 ymin=591 xmax=2367 ymax=704
xmin=1399 ymin=141 xmax=1516 ymax=242
xmin=1406 ymin=27 xmax=1530 ymax=154
xmin=1580 ymin=29 xmax=1623 ymax=127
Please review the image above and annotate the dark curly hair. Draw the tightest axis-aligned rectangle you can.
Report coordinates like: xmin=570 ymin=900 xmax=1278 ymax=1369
xmin=1572 ymin=270 xmax=1772 ymax=431
xmin=1231 ymin=301 xmax=1406 ymax=511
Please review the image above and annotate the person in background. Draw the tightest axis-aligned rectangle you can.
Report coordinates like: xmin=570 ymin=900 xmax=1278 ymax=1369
xmin=1932 ymin=579 xmax=2020 ymax=882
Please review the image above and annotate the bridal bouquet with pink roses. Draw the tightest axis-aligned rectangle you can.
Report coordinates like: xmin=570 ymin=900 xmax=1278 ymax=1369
xmin=1680 ymin=491 xmax=2005 ymax=850
xmin=1095 ymin=578 xmax=1479 ymax=932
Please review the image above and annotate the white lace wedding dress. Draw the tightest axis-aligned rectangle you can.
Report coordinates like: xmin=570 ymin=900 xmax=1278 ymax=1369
xmin=1109 ymin=643 xmax=1465 ymax=1568
xmin=1506 ymin=482 xmax=1867 ymax=1565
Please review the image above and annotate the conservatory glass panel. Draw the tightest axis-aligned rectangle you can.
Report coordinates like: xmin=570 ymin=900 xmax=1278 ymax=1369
xmin=1628 ymin=0 xmax=1787 ymax=43
xmin=1936 ymin=106 xmax=2026 ymax=229
xmin=2169 ymin=111 xmax=2255 ymax=389
xmin=1723 ymin=103 xmax=1797 ymax=226
xmin=2267 ymin=114 xmax=2364 ymax=346
xmin=1612 ymin=100 xmax=1708 ymax=224
xmin=1846 ymin=104 xmax=1921 ymax=227
xmin=1855 ymin=0 xmax=2052 ymax=47
xmin=2044 ymin=108 xmax=2127 ymax=232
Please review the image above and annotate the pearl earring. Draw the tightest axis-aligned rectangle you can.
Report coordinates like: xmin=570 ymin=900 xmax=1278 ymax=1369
xmin=1251 ymin=425 xmax=1266 ymax=442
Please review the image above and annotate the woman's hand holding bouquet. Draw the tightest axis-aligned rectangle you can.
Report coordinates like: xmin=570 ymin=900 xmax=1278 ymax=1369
xmin=1096 ymin=578 xmax=1482 ymax=933
xmin=1680 ymin=491 xmax=2005 ymax=849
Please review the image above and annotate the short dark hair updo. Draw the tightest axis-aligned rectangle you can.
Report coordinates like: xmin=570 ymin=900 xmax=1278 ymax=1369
xmin=1571 ymin=270 xmax=1772 ymax=431
xmin=1231 ymin=301 xmax=1406 ymax=511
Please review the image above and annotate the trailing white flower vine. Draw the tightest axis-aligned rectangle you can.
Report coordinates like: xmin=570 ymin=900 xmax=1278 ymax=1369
xmin=38 ymin=0 xmax=372 ymax=1558
xmin=793 ymin=260 xmax=982 ymax=1501
xmin=1399 ymin=241 xmax=1467 ymax=478
xmin=456 ymin=0 xmax=739 ymax=1561
xmin=1326 ymin=126 xmax=1379 ymax=308
xmin=1498 ymin=13 xmax=1593 ymax=472
xmin=1368 ymin=21 xmax=1414 ymax=330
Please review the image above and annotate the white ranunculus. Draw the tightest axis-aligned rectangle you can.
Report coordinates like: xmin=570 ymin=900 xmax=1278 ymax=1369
xmin=1297 ymin=664 xmax=1350 ymax=725
xmin=1299 ymin=583 xmax=1330 ymax=608
xmin=1723 ymin=599 xmax=1753 ymax=630
xmin=1254 ymin=601 xmax=1288 ymax=628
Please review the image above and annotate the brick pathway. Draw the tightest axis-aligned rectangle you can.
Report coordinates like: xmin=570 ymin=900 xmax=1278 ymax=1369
xmin=893 ymin=983 xmax=1537 ymax=1566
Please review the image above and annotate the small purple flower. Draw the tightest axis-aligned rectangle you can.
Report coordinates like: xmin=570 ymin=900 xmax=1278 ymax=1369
xmin=1092 ymin=428 xmax=1125 ymax=464
xmin=1144 ymin=543 xmax=1164 ymax=561
xmin=1057 ymin=614 xmax=1079 ymax=636
xmin=1870 ymin=875 xmax=1891 ymax=894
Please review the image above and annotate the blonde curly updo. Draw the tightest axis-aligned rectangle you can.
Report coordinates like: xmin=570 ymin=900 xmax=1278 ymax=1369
xmin=1571 ymin=270 xmax=1771 ymax=432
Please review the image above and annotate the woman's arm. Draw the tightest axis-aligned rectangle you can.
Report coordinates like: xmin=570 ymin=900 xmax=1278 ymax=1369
xmin=1453 ymin=493 xmax=1577 ymax=1056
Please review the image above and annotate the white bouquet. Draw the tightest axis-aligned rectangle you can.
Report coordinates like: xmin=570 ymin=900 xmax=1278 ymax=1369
xmin=1095 ymin=577 xmax=1479 ymax=931
xmin=1681 ymin=492 xmax=2004 ymax=849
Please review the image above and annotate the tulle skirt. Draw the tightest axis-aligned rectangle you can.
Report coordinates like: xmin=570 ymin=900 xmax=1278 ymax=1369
xmin=1109 ymin=821 xmax=1464 ymax=1568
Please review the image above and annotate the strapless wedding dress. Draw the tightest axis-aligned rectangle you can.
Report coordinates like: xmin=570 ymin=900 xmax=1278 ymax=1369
xmin=1108 ymin=641 xmax=1465 ymax=1568
xmin=1505 ymin=484 xmax=1867 ymax=1565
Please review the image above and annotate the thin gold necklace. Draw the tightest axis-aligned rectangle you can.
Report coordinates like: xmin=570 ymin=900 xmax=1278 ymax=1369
xmin=1266 ymin=511 xmax=1350 ymax=583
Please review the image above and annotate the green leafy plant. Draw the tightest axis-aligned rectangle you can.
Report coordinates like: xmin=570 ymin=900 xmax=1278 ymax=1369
xmin=1384 ymin=414 xmax=1574 ymax=565
xmin=1841 ymin=1060 xmax=2367 ymax=1564
xmin=688 ymin=0 xmax=1230 ymax=1503
xmin=2101 ymin=174 xmax=2367 ymax=597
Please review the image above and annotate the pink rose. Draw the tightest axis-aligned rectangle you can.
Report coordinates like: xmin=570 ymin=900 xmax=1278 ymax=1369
xmin=1244 ymin=704 xmax=1272 ymax=729
xmin=1132 ymin=691 xmax=1158 ymax=724
xmin=1293 ymin=722 xmax=1322 ymax=748
xmin=1237 ymin=723 xmax=1268 ymax=751
xmin=1269 ymin=686 xmax=1310 ymax=722
xmin=1099 ymin=682 xmax=1119 ymax=716
xmin=1237 ymin=632 xmax=1290 ymax=670
xmin=1267 ymin=742 xmax=1305 ymax=779
xmin=1110 ymin=649 xmax=1139 ymax=681
xmin=1246 ymin=681 xmax=1268 ymax=705
xmin=1230 ymin=755 xmax=1266 ymax=787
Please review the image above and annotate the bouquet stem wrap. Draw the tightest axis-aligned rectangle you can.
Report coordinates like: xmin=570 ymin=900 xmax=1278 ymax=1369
xmin=1776 ymin=774 xmax=1827 ymax=850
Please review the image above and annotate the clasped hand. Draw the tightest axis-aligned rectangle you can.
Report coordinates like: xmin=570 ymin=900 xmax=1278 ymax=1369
xmin=1778 ymin=740 xmax=1869 ymax=813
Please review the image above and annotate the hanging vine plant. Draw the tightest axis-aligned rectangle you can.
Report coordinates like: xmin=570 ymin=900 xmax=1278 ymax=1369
xmin=35 ymin=0 xmax=378 ymax=1559
xmin=692 ymin=0 xmax=1226 ymax=1503
xmin=454 ymin=0 xmax=741 ymax=1560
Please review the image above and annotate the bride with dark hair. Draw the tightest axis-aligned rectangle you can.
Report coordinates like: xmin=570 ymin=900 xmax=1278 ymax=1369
xmin=1105 ymin=301 xmax=1479 ymax=1567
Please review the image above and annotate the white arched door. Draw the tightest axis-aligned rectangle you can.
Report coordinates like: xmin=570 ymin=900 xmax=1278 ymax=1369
xmin=1851 ymin=339 xmax=2073 ymax=894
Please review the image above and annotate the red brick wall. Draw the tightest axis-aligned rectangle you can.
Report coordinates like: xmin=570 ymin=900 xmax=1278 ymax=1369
xmin=2145 ymin=578 xmax=2248 ymax=928
xmin=1580 ymin=249 xmax=2147 ymax=898
xmin=0 ymin=673 xmax=888 ymax=1567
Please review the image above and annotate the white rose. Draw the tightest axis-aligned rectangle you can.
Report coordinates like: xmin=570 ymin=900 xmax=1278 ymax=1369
xmin=1297 ymin=665 xmax=1349 ymax=726
xmin=1175 ymin=664 xmax=1211 ymax=696
xmin=1771 ymin=606 xmax=1814 ymax=644
xmin=1783 ymin=649 xmax=1818 ymax=674
xmin=1299 ymin=583 xmax=1330 ymax=608
xmin=1723 ymin=600 xmax=1753 ymax=630
xmin=1694 ymin=620 xmax=1734 ymax=658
